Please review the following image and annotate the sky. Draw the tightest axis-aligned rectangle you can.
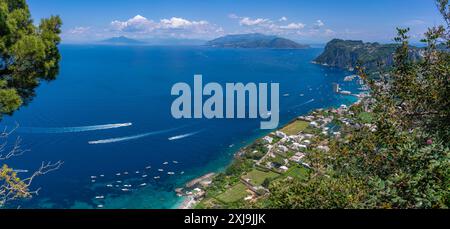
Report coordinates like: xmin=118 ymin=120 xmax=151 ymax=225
xmin=28 ymin=0 xmax=446 ymax=44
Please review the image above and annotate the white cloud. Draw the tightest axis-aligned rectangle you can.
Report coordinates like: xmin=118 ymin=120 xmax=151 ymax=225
xmin=280 ymin=23 xmax=305 ymax=30
xmin=313 ymin=20 xmax=325 ymax=29
xmin=228 ymin=13 xmax=239 ymax=19
xmin=405 ymin=19 xmax=426 ymax=26
xmin=68 ymin=26 xmax=91 ymax=35
xmin=239 ymin=17 xmax=270 ymax=26
xmin=160 ymin=17 xmax=208 ymax=29
xmin=229 ymin=14 xmax=306 ymax=36
xmin=110 ymin=15 xmax=156 ymax=33
xmin=324 ymin=29 xmax=335 ymax=36
xmin=109 ymin=15 xmax=223 ymax=39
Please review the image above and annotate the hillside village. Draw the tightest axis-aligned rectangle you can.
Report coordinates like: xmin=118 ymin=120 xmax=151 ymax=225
xmin=177 ymin=92 xmax=374 ymax=209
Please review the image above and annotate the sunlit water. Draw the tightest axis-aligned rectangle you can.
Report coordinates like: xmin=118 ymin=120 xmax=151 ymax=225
xmin=2 ymin=45 xmax=360 ymax=209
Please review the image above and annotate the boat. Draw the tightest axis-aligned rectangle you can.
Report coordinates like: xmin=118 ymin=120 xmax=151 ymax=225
xmin=135 ymin=171 xmax=140 ymax=174
xmin=172 ymin=161 xmax=179 ymax=164
xmin=180 ymin=171 xmax=185 ymax=175
xmin=90 ymin=176 xmax=97 ymax=179
xmin=154 ymin=176 xmax=160 ymax=179
xmin=163 ymin=162 xmax=169 ymax=165
xmin=97 ymin=205 xmax=104 ymax=208
xmin=123 ymin=172 xmax=129 ymax=175
xmin=116 ymin=173 xmax=121 ymax=176
xmin=106 ymin=184 xmax=113 ymax=187
xmin=168 ymin=172 xmax=175 ymax=175
xmin=145 ymin=166 xmax=151 ymax=169
xmin=158 ymin=169 xmax=164 ymax=172
xmin=142 ymin=175 xmax=148 ymax=178
xmin=95 ymin=196 xmax=105 ymax=199
xmin=140 ymin=183 xmax=147 ymax=187
xmin=121 ymin=189 xmax=130 ymax=192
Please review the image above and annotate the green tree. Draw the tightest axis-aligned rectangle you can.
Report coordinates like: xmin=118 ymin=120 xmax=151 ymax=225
xmin=263 ymin=0 xmax=449 ymax=209
xmin=0 ymin=0 xmax=62 ymax=208
xmin=0 ymin=0 xmax=62 ymax=117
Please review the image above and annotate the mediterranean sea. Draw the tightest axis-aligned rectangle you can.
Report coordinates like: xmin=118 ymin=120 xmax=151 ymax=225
xmin=1 ymin=45 xmax=360 ymax=209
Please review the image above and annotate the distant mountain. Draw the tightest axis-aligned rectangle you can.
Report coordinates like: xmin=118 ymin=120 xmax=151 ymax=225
xmin=99 ymin=36 xmax=147 ymax=45
xmin=206 ymin=33 xmax=310 ymax=49
xmin=314 ymin=39 xmax=423 ymax=72
xmin=142 ymin=38 xmax=207 ymax=46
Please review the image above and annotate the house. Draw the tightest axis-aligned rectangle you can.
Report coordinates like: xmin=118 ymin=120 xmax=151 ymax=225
xmin=263 ymin=136 xmax=274 ymax=144
xmin=278 ymin=145 xmax=289 ymax=153
xmin=302 ymin=140 xmax=311 ymax=146
xmin=275 ymin=131 xmax=288 ymax=139
xmin=309 ymin=121 xmax=319 ymax=128
xmin=279 ymin=166 xmax=289 ymax=172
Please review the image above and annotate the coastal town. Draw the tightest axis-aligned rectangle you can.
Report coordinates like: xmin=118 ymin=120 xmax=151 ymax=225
xmin=177 ymin=81 xmax=373 ymax=209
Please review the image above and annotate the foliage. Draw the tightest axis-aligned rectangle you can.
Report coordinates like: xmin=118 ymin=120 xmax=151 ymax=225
xmin=263 ymin=0 xmax=450 ymax=209
xmin=0 ymin=0 xmax=62 ymax=208
xmin=0 ymin=0 xmax=61 ymax=117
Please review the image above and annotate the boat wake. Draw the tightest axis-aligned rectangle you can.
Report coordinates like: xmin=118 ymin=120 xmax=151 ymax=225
xmin=88 ymin=126 xmax=183 ymax=144
xmin=168 ymin=130 xmax=203 ymax=141
xmin=20 ymin=123 xmax=132 ymax=134
xmin=293 ymin=99 xmax=315 ymax=108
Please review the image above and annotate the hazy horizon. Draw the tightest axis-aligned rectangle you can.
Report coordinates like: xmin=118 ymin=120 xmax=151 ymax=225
xmin=29 ymin=0 xmax=445 ymax=44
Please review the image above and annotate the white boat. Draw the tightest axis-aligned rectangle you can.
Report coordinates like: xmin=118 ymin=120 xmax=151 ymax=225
xmin=154 ymin=176 xmax=160 ymax=179
xmin=90 ymin=176 xmax=97 ymax=179
xmin=158 ymin=169 xmax=164 ymax=172
xmin=172 ymin=161 xmax=179 ymax=164
xmin=121 ymin=189 xmax=129 ymax=192
xmin=123 ymin=172 xmax=129 ymax=175
xmin=116 ymin=180 xmax=122 ymax=183
xmin=140 ymin=183 xmax=147 ymax=186
xmin=145 ymin=166 xmax=151 ymax=169
xmin=180 ymin=171 xmax=185 ymax=175
xmin=142 ymin=175 xmax=148 ymax=178
xmin=135 ymin=171 xmax=140 ymax=174
xmin=95 ymin=196 xmax=105 ymax=199
xmin=163 ymin=162 xmax=169 ymax=165
xmin=116 ymin=173 xmax=121 ymax=176
xmin=106 ymin=184 xmax=113 ymax=187
xmin=97 ymin=205 xmax=104 ymax=208
xmin=91 ymin=180 xmax=96 ymax=183
xmin=167 ymin=172 xmax=175 ymax=175
xmin=100 ymin=175 xmax=105 ymax=177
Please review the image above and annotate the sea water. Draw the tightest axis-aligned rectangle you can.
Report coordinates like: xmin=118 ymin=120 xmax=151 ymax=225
xmin=1 ymin=45 xmax=360 ymax=209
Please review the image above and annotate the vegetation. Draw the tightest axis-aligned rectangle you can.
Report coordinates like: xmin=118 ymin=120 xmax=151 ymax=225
xmin=314 ymin=39 xmax=422 ymax=75
xmin=216 ymin=183 xmax=249 ymax=203
xmin=262 ymin=0 xmax=449 ymax=209
xmin=206 ymin=33 xmax=310 ymax=49
xmin=242 ymin=169 xmax=279 ymax=186
xmin=280 ymin=120 xmax=309 ymax=135
xmin=0 ymin=0 xmax=62 ymax=207
xmin=0 ymin=0 xmax=62 ymax=118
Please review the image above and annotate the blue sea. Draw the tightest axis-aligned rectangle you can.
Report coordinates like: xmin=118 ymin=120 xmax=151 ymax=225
xmin=2 ymin=45 xmax=361 ymax=209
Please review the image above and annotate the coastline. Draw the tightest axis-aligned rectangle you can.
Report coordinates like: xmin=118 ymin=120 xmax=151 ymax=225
xmin=174 ymin=94 xmax=363 ymax=209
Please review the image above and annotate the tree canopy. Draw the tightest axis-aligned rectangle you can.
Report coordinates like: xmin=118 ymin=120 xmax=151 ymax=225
xmin=262 ymin=0 xmax=449 ymax=209
xmin=0 ymin=0 xmax=62 ymax=117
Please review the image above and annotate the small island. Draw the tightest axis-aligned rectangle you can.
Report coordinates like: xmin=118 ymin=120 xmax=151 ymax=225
xmin=313 ymin=39 xmax=423 ymax=72
xmin=206 ymin=33 xmax=310 ymax=49
xmin=99 ymin=36 xmax=147 ymax=45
